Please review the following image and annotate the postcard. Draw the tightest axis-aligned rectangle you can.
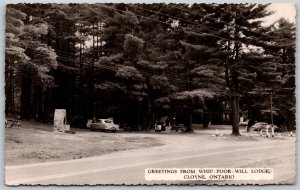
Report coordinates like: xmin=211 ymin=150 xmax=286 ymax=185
xmin=4 ymin=2 xmax=296 ymax=185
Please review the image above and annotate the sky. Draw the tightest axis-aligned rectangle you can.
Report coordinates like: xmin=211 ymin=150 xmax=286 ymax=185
xmin=263 ymin=3 xmax=296 ymax=26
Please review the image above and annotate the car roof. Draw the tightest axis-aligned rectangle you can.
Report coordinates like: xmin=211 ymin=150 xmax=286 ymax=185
xmin=98 ymin=119 xmax=113 ymax=122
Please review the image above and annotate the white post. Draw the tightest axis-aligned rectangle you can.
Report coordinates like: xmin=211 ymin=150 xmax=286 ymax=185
xmin=260 ymin=130 xmax=263 ymax=136
xmin=266 ymin=129 xmax=269 ymax=138
xmin=271 ymin=127 xmax=275 ymax=138
xmin=216 ymin=129 xmax=219 ymax=136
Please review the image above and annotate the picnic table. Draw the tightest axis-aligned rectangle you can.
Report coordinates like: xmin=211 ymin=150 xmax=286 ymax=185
xmin=5 ymin=119 xmax=22 ymax=129
xmin=171 ymin=124 xmax=187 ymax=132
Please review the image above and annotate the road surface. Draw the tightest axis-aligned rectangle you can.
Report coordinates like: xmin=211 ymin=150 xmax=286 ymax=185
xmin=5 ymin=133 xmax=295 ymax=185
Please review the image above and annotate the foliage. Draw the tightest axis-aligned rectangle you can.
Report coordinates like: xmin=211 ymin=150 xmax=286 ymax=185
xmin=5 ymin=3 xmax=295 ymax=133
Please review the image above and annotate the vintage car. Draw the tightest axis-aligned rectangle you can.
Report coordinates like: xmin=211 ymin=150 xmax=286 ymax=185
xmin=251 ymin=122 xmax=278 ymax=132
xmin=90 ymin=119 xmax=119 ymax=132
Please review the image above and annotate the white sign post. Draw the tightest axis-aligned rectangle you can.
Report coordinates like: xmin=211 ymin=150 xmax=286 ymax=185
xmin=271 ymin=127 xmax=275 ymax=138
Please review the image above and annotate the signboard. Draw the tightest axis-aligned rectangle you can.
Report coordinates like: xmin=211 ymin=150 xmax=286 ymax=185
xmin=53 ymin=109 xmax=66 ymax=132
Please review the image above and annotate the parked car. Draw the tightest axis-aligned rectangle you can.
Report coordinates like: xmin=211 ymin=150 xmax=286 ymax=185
xmin=90 ymin=119 xmax=119 ymax=132
xmin=251 ymin=122 xmax=278 ymax=131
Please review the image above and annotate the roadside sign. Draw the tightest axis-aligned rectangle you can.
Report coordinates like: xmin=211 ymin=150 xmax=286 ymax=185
xmin=54 ymin=109 xmax=67 ymax=132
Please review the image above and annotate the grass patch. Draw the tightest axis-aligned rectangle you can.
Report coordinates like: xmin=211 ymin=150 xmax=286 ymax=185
xmin=5 ymin=121 xmax=164 ymax=166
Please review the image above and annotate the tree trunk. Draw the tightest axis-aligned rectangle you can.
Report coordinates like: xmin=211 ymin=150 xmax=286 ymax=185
xmin=142 ymin=103 xmax=148 ymax=130
xmin=286 ymin=110 xmax=295 ymax=131
xmin=47 ymin=31 xmax=51 ymax=46
xmin=148 ymin=107 xmax=155 ymax=130
xmin=20 ymin=74 xmax=32 ymax=119
xmin=231 ymin=94 xmax=241 ymax=136
xmin=5 ymin=66 xmax=13 ymax=116
xmin=186 ymin=109 xmax=193 ymax=132
xmin=203 ymin=112 xmax=209 ymax=128
xmin=142 ymin=98 xmax=155 ymax=131
xmin=37 ymin=87 xmax=44 ymax=122
xmin=119 ymin=92 xmax=123 ymax=127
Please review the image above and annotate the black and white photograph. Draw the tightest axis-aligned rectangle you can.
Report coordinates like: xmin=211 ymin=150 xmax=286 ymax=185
xmin=4 ymin=2 xmax=296 ymax=185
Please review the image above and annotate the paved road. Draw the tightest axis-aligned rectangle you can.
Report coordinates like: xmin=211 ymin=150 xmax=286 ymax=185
xmin=6 ymin=137 xmax=295 ymax=185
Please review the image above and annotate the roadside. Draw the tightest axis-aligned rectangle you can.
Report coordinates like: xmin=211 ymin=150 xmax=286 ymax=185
xmin=5 ymin=120 xmax=163 ymax=166
xmin=5 ymin=136 xmax=295 ymax=185
xmin=5 ymin=121 xmax=295 ymax=166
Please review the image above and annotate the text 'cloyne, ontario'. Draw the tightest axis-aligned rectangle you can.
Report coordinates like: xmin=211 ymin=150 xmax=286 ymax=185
xmin=145 ymin=168 xmax=273 ymax=181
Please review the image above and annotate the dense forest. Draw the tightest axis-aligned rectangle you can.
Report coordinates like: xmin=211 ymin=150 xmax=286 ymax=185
xmin=5 ymin=3 xmax=295 ymax=135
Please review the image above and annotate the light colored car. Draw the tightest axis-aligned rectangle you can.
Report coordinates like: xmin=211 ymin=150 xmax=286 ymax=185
xmin=251 ymin=122 xmax=278 ymax=131
xmin=239 ymin=119 xmax=249 ymax=126
xmin=90 ymin=119 xmax=119 ymax=132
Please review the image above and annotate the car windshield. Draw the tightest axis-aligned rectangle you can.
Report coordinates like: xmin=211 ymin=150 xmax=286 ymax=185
xmin=104 ymin=120 xmax=112 ymax=123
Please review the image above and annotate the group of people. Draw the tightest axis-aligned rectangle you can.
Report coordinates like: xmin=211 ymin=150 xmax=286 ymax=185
xmin=155 ymin=116 xmax=176 ymax=131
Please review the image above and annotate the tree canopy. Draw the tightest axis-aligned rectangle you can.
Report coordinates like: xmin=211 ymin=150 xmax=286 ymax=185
xmin=5 ymin=3 xmax=296 ymax=134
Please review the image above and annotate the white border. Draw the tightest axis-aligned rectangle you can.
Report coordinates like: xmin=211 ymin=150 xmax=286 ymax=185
xmin=0 ymin=0 xmax=298 ymax=189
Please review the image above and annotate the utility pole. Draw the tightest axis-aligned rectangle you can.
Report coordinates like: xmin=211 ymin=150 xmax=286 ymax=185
xmin=248 ymin=89 xmax=275 ymax=137
xmin=270 ymin=92 xmax=273 ymax=128
xmin=270 ymin=92 xmax=275 ymax=137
